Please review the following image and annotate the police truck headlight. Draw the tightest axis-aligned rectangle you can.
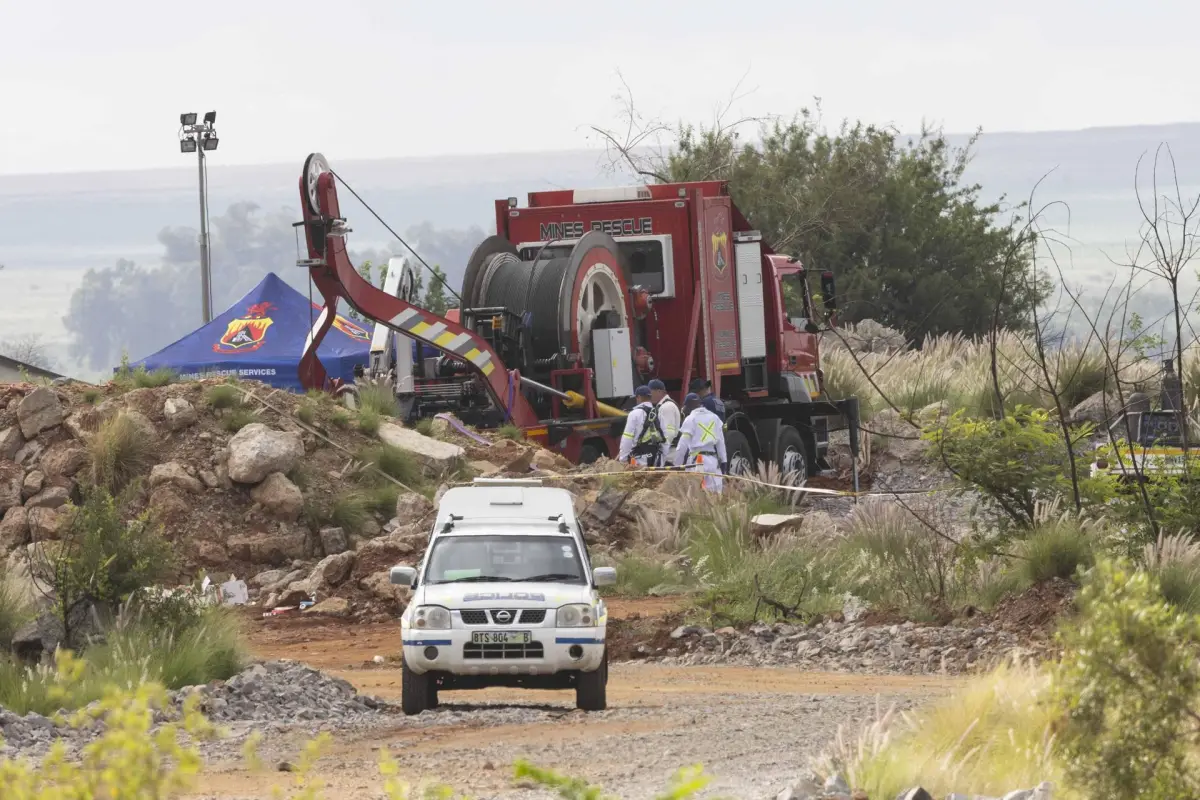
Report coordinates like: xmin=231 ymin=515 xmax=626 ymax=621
xmin=413 ymin=605 xmax=452 ymax=630
xmin=556 ymin=604 xmax=595 ymax=627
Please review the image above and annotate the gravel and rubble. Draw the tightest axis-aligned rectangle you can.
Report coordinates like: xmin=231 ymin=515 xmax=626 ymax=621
xmin=658 ymin=619 xmax=1041 ymax=676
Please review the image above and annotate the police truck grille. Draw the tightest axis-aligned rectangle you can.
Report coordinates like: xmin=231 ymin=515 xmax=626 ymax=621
xmin=463 ymin=642 xmax=545 ymax=660
xmin=488 ymin=609 xmax=519 ymax=625
xmin=518 ymin=610 xmax=546 ymax=624
xmin=459 ymin=610 xmax=488 ymax=625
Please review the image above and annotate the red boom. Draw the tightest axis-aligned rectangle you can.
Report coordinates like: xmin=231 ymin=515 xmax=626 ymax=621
xmin=295 ymin=153 xmax=539 ymax=428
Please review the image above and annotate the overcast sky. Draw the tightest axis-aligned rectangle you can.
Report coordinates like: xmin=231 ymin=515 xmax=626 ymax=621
xmin=3 ymin=0 xmax=1198 ymax=176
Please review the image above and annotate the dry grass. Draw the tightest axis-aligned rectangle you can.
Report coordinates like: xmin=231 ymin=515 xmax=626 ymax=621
xmin=89 ymin=412 xmax=156 ymax=493
xmin=820 ymin=330 xmax=1197 ymax=420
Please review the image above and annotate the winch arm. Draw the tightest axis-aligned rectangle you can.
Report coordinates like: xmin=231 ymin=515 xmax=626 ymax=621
xmin=296 ymin=153 xmax=539 ymax=428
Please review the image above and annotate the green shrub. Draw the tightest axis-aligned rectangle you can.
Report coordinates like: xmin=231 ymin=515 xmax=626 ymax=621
xmin=1053 ymin=560 xmax=1200 ymax=798
xmin=330 ymin=408 xmax=352 ymax=429
xmin=296 ymin=400 xmax=318 ymax=426
xmin=89 ymin=412 xmax=155 ymax=494
xmin=221 ymin=407 xmax=260 ymax=433
xmin=81 ymin=387 xmax=102 ymax=404
xmin=1020 ymin=517 xmax=1096 ymax=584
xmin=1141 ymin=531 xmax=1200 ymax=613
xmin=600 ymin=551 xmax=687 ymax=597
xmin=357 ymin=383 xmax=400 ymax=418
xmin=331 ymin=492 xmax=371 ymax=533
xmin=925 ymin=406 xmax=1114 ymax=529
xmin=204 ymin=383 xmax=240 ymax=409
xmin=364 ymin=484 xmax=400 ymax=516
xmin=414 ymin=418 xmax=435 ymax=437
xmin=360 ymin=443 xmax=422 ymax=486
xmin=357 ymin=407 xmax=382 ymax=435
xmin=497 ymin=423 xmax=524 ymax=441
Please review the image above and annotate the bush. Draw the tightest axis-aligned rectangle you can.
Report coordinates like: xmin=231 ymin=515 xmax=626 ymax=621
xmin=81 ymin=387 xmax=102 ymax=404
xmin=0 ymin=603 xmax=244 ymax=717
xmin=842 ymin=499 xmax=972 ymax=617
xmin=414 ymin=418 xmax=435 ymax=437
xmin=331 ymin=492 xmax=371 ymax=533
xmin=360 ymin=443 xmax=422 ymax=487
xmin=330 ymin=408 xmax=352 ymax=429
xmin=925 ymin=406 xmax=1114 ymax=529
xmin=363 ymin=483 xmax=401 ymax=516
xmin=814 ymin=660 xmax=1061 ymax=798
xmin=1020 ymin=516 xmax=1096 ymax=584
xmin=1053 ymin=560 xmax=1200 ymax=798
xmin=46 ymin=485 xmax=174 ymax=646
xmin=497 ymin=423 xmax=524 ymax=441
xmin=599 ymin=551 xmax=687 ymax=597
xmin=357 ymin=407 xmax=382 ymax=435
xmin=204 ymin=383 xmax=240 ymax=409
xmin=1141 ymin=531 xmax=1200 ymax=614
xmin=1106 ymin=460 xmax=1200 ymax=549
xmin=112 ymin=364 xmax=175 ymax=391
xmin=296 ymin=400 xmax=318 ymax=426
xmin=89 ymin=411 xmax=155 ymax=493
xmin=357 ymin=383 xmax=400 ymax=418
xmin=221 ymin=407 xmax=261 ymax=433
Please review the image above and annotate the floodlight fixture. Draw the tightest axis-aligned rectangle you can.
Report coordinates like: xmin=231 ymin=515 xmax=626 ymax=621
xmin=180 ymin=137 xmax=197 ymax=153
xmin=203 ymin=111 xmax=216 ymax=124
xmin=180 ymin=112 xmax=197 ymax=126
xmin=202 ymin=136 xmax=218 ymax=151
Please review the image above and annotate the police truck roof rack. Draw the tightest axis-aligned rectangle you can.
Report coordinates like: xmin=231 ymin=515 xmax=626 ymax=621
xmin=440 ymin=513 xmax=465 ymax=533
xmin=471 ymin=477 xmax=544 ymax=487
xmin=548 ymin=513 xmax=570 ymax=533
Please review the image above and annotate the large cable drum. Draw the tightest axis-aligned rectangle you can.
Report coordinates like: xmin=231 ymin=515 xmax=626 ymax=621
xmin=461 ymin=231 xmax=633 ymax=371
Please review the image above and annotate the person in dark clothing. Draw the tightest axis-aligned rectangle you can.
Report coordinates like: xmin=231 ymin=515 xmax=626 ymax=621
xmin=688 ymin=378 xmax=726 ymax=421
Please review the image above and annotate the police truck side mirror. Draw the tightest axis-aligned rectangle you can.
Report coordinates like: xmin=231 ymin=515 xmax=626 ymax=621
xmin=390 ymin=566 xmax=417 ymax=586
xmin=592 ymin=567 xmax=617 ymax=587
xmin=820 ymin=271 xmax=837 ymax=312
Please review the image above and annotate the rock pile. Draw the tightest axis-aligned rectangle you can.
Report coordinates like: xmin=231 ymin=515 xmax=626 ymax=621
xmin=659 ymin=619 xmax=1032 ymax=676
xmin=776 ymin=774 xmax=1054 ymax=800
xmin=169 ymin=660 xmax=387 ymax=723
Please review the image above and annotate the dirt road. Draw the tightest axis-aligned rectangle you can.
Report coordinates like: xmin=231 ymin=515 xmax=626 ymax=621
xmin=187 ymin=600 xmax=959 ymax=799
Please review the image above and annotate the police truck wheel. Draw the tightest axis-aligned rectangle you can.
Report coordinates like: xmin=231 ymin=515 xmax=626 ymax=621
xmin=575 ymin=647 xmax=608 ymax=711
xmin=724 ymin=430 xmax=755 ymax=476
xmin=401 ymin=657 xmax=433 ymax=715
xmin=776 ymin=426 xmax=808 ymax=483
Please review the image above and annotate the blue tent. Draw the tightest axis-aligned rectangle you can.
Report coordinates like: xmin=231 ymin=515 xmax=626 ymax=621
xmin=129 ymin=272 xmax=371 ymax=390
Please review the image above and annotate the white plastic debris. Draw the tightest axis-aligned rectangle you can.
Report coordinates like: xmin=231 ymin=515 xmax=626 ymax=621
xmin=220 ymin=577 xmax=249 ymax=605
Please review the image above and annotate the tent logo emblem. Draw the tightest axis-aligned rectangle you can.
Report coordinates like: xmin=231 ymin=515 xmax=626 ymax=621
xmin=311 ymin=303 xmax=370 ymax=341
xmin=711 ymin=232 xmax=728 ymax=273
xmin=214 ymin=302 xmax=275 ymax=354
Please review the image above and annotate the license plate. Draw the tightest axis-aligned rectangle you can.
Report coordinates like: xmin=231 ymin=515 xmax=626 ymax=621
xmin=471 ymin=631 xmax=531 ymax=645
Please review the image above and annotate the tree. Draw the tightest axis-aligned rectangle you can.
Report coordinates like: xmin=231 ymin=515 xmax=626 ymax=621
xmin=593 ymin=96 xmax=1047 ymax=342
xmin=0 ymin=333 xmax=55 ymax=371
xmin=422 ymin=265 xmax=452 ymax=315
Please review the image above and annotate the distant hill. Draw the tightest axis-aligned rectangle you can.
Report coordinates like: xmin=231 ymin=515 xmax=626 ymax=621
xmin=1 ymin=122 xmax=1197 ymax=378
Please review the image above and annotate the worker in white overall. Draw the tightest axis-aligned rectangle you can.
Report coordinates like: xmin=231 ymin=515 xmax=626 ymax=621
xmin=648 ymin=379 xmax=680 ymax=466
xmin=617 ymin=385 xmax=667 ymax=467
xmin=673 ymin=393 xmax=728 ymax=492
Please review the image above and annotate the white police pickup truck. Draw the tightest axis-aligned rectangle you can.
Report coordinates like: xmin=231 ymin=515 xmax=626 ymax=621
xmin=389 ymin=478 xmax=616 ymax=715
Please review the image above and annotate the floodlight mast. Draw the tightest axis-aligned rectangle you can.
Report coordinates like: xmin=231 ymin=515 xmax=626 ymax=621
xmin=178 ymin=111 xmax=219 ymax=323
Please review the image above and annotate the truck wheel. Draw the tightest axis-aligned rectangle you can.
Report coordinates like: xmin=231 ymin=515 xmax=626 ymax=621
xmin=575 ymin=647 xmax=608 ymax=711
xmin=724 ymin=430 xmax=755 ymax=476
xmin=401 ymin=657 xmax=433 ymax=715
xmin=776 ymin=426 xmax=808 ymax=483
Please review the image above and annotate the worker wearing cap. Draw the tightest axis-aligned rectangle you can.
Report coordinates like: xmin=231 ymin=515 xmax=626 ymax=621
xmin=673 ymin=393 xmax=728 ymax=492
xmin=617 ymin=385 xmax=667 ymax=467
xmin=648 ymin=379 xmax=680 ymax=465
xmin=688 ymin=377 xmax=726 ymax=421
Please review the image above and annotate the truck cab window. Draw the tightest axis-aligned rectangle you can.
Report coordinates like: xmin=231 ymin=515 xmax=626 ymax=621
xmin=619 ymin=241 xmax=665 ymax=295
xmin=779 ymin=273 xmax=811 ymax=329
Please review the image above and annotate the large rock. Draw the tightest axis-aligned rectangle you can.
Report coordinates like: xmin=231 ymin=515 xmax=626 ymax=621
xmin=376 ymin=422 xmax=465 ymax=470
xmin=148 ymin=485 xmax=189 ymax=523
xmin=0 ymin=506 xmax=30 ymax=552
xmin=163 ymin=397 xmax=198 ymax=431
xmin=17 ymin=388 xmax=64 ymax=438
xmin=27 ymin=506 xmax=67 ymax=540
xmin=307 ymin=551 xmax=357 ymax=590
xmin=360 ymin=570 xmax=408 ymax=606
xmin=5 ymin=541 xmax=60 ymax=606
xmin=39 ymin=442 xmax=88 ymax=478
xmin=193 ymin=540 xmax=229 ymax=568
xmin=306 ymin=596 xmax=351 ymax=617
xmin=353 ymin=524 xmax=426 ymax=579
xmin=12 ymin=439 xmax=43 ymax=468
xmin=21 ymin=470 xmax=44 ymax=500
xmin=262 ymin=568 xmax=307 ymax=595
xmin=0 ymin=460 xmax=22 ymax=513
xmin=1070 ymin=390 xmax=1120 ymax=426
xmin=250 ymin=472 xmax=303 ymax=522
xmin=0 ymin=426 xmax=23 ymax=460
xmin=532 ymin=448 xmax=572 ymax=471
xmin=320 ymin=526 xmax=349 ymax=555
xmin=121 ymin=410 xmax=160 ymax=442
xmin=63 ymin=409 xmax=101 ymax=441
xmin=227 ymin=424 xmax=304 ymax=484
xmin=623 ymin=488 xmax=683 ymax=519
xmin=149 ymin=462 xmax=204 ymax=494
xmin=394 ymin=492 xmax=433 ymax=522
xmin=226 ymin=531 xmax=309 ymax=565
xmin=26 ymin=486 xmax=70 ymax=510
xmin=250 ymin=568 xmax=289 ymax=588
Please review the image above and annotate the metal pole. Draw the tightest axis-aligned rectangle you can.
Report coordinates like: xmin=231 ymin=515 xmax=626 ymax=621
xmin=197 ymin=142 xmax=212 ymax=323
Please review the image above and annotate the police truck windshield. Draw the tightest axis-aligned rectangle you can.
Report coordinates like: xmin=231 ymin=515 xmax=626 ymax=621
xmin=425 ymin=535 xmax=587 ymax=585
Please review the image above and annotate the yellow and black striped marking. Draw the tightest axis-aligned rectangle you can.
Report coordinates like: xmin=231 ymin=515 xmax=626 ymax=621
xmin=388 ymin=307 xmax=496 ymax=376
